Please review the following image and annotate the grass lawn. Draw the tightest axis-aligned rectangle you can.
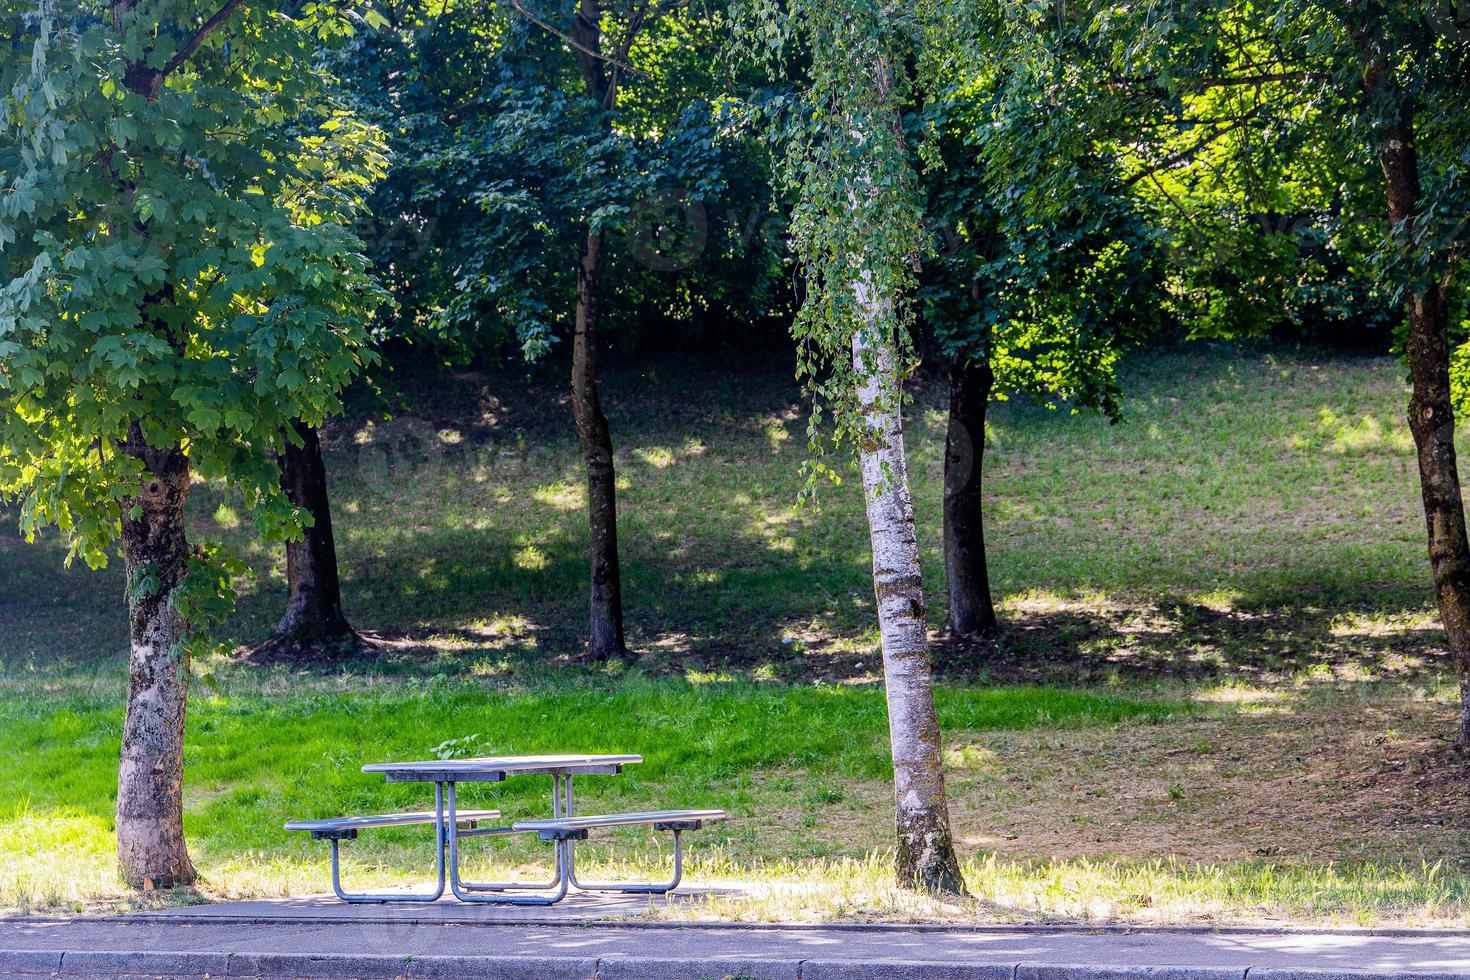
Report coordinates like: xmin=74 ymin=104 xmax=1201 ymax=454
xmin=4 ymin=341 xmax=1470 ymax=925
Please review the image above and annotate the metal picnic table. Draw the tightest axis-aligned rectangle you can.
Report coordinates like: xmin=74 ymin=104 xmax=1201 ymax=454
xmin=360 ymin=753 xmax=642 ymax=906
xmin=287 ymin=753 xmax=724 ymax=905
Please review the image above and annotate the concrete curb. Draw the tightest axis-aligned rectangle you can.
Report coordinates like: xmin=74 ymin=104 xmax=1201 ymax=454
xmin=12 ymin=914 xmax=1470 ymax=940
xmin=0 ymin=950 xmax=62 ymax=975
xmin=596 ymin=957 xmax=800 ymax=979
xmin=6 ymin=950 xmax=1470 ymax=980
xmin=803 ymin=963 xmax=1015 ymax=979
xmin=1017 ymin=969 xmax=1245 ymax=980
xmin=56 ymin=950 xmax=233 ymax=975
xmin=1245 ymin=973 xmax=1470 ymax=980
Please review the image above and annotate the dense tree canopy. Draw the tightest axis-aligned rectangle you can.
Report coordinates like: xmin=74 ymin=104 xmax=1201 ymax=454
xmin=334 ymin=0 xmax=786 ymax=363
xmin=0 ymin=0 xmax=386 ymax=566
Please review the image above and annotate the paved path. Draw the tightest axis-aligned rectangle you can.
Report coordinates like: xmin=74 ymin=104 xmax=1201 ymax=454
xmin=5 ymin=897 xmax=1470 ymax=978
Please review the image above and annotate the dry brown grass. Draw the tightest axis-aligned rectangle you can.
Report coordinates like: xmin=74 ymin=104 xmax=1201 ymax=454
xmin=738 ymin=691 xmax=1469 ymax=869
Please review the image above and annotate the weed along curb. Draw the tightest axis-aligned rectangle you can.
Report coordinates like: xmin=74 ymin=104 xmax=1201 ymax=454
xmin=5 ymin=920 xmax=1470 ymax=979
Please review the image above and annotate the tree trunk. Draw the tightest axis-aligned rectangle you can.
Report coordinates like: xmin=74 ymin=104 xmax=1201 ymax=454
xmin=270 ymin=421 xmax=358 ymax=655
xmin=569 ymin=0 xmax=627 ymax=661
xmin=1403 ymin=283 xmax=1470 ymax=746
xmin=117 ymin=425 xmax=197 ymax=888
xmin=1365 ymin=78 xmax=1470 ymax=746
xmin=851 ymin=299 xmax=967 ymax=896
xmin=572 ymin=229 xmax=628 ymax=661
xmin=943 ymin=358 xmax=998 ymax=640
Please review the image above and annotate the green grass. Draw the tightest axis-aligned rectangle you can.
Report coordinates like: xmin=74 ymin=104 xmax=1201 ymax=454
xmin=0 ymin=672 xmax=1182 ymax=914
xmin=4 ymin=340 xmax=1470 ymax=925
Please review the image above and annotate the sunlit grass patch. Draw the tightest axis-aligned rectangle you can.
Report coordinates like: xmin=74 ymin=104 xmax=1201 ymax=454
xmin=0 ymin=808 xmax=118 ymax=914
xmin=2 ymin=673 xmax=1468 ymax=925
xmin=661 ymin=852 xmax=1470 ymax=928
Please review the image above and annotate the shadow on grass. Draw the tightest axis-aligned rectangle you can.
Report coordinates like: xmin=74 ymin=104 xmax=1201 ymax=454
xmin=1 ymin=344 xmax=1454 ymax=691
xmin=937 ymin=586 xmax=1443 ymax=686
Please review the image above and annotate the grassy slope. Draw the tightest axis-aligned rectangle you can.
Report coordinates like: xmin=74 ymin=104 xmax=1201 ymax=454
xmin=0 ymin=342 xmax=1437 ymax=680
xmin=3 ymin=341 xmax=1469 ymax=925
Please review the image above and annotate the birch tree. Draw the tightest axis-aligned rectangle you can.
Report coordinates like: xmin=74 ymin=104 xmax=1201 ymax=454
xmin=747 ymin=0 xmax=966 ymax=893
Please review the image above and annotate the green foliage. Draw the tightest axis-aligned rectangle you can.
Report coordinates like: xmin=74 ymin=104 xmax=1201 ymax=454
xmin=916 ymin=0 xmax=1166 ymax=416
xmin=0 ymin=0 xmax=389 ymax=573
xmin=743 ymin=0 xmax=1164 ymax=473
xmin=740 ymin=0 xmax=926 ymax=489
xmin=173 ymin=545 xmax=248 ymax=635
xmin=334 ymin=0 xmax=783 ymax=364
xmin=1109 ymin=0 xmax=1462 ymax=347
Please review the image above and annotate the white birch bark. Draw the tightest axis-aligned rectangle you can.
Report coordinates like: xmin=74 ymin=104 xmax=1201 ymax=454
xmin=851 ymin=271 xmax=967 ymax=894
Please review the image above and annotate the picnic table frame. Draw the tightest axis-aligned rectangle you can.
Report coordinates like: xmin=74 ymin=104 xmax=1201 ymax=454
xmin=360 ymin=754 xmax=643 ymax=906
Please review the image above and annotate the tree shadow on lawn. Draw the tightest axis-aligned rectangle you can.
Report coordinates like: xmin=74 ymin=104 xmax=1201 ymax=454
xmin=5 ymin=345 xmax=1452 ymax=688
xmin=6 ymin=469 xmax=1450 ymax=689
xmin=938 ymin=577 xmax=1445 ymax=687
xmin=347 ymin=350 xmax=807 ymax=453
xmin=225 ymin=486 xmax=1450 ymax=690
xmin=225 ymin=474 xmax=876 ymax=678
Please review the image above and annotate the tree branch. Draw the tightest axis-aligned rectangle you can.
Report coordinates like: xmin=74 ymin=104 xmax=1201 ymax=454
xmin=1124 ymin=109 xmax=1262 ymax=187
xmin=507 ymin=0 xmax=651 ymax=79
xmin=1109 ymin=71 xmax=1328 ymax=93
xmin=160 ymin=0 xmax=246 ymax=81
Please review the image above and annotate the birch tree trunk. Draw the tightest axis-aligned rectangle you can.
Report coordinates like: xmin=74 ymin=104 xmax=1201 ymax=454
xmin=269 ymin=421 xmax=358 ymax=656
xmin=851 ymin=283 xmax=967 ymax=895
xmin=117 ymin=425 xmax=197 ymax=888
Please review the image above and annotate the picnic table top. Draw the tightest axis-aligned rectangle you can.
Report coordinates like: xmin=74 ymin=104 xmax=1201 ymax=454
xmin=362 ymin=754 xmax=643 ymax=782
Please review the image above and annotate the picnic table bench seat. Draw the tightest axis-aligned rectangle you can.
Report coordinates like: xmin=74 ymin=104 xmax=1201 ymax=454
xmin=512 ymin=809 xmax=726 ymax=840
xmin=285 ymin=809 xmax=499 ymax=840
xmin=505 ymin=809 xmax=726 ymax=896
xmin=285 ymin=797 xmax=501 ymax=904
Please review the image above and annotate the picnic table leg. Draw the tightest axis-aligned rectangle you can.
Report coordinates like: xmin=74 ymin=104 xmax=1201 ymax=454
xmin=555 ymin=772 xmax=688 ymax=895
xmin=564 ymin=828 xmax=685 ymax=895
xmin=447 ymin=781 xmax=570 ymax=905
xmin=326 ymin=782 xmax=448 ymax=904
xmin=453 ymin=774 xmax=567 ymax=894
xmin=558 ymin=770 xmax=688 ymax=894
